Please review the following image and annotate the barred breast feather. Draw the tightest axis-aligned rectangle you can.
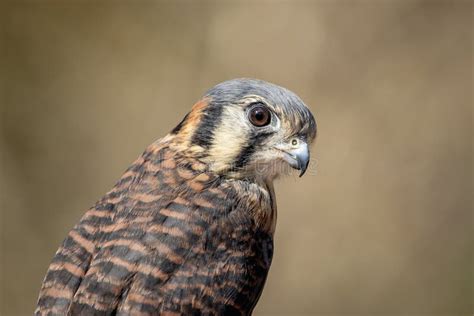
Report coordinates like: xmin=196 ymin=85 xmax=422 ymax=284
xmin=35 ymin=137 xmax=274 ymax=315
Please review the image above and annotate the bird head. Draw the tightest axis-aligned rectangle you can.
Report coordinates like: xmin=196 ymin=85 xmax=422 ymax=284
xmin=170 ymin=78 xmax=317 ymax=182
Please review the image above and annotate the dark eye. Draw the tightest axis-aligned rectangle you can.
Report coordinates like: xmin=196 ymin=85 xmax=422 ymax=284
xmin=248 ymin=104 xmax=271 ymax=127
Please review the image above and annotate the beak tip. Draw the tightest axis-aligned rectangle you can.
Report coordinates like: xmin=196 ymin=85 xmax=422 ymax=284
xmin=298 ymin=160 xmax=309 ymax=177
xmin=279 ymin=141 xmax=310 ymax=178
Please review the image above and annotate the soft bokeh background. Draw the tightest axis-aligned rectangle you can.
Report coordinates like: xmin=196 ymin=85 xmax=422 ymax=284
xmin=1 ymin=1 xmax=472 ymax=315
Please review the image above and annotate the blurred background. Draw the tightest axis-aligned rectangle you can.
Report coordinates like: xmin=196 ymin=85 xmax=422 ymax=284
xmin=1 ymin=1 xmax=472 ymax=315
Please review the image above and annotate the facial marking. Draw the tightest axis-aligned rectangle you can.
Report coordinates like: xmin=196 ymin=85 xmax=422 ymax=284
xmin=170 ymin=78 xmax=317 ymax=180
xmin=208 ymin=105 xmax=250 ymax=173
xmin=190 ymin=98 xmax=224 ymax=148
xmin=171 ymin=98 xmax=211 ymax=145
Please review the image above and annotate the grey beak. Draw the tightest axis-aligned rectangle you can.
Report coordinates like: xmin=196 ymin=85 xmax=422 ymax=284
xmin=295 ymin=148 xmax=310 ymax=177
xmin=296 ymin=151 xmax=309 ymax=178
xmin=282 ymin=142 xmax=310 ymax=177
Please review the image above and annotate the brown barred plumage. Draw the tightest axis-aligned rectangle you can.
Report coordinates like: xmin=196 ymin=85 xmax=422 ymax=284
xmin=35 ymin=78 xmax=316 ymax=315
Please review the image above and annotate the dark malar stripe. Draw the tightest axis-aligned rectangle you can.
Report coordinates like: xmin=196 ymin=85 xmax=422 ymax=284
xmin=191 ymin=104 xmax=224 ymax=148
xmin=233 ymin=130 xmax=274 ymax=169
xmin=233 ymin=143 xmax=256 ymax=169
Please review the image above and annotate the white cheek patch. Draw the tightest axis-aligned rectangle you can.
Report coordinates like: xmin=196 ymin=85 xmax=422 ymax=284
xmin=208 ymin=106 xmax=250 ymax=172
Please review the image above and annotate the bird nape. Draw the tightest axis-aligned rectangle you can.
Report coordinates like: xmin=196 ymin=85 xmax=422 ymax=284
xmin=35 ymin=78 xmax=317 ymax=315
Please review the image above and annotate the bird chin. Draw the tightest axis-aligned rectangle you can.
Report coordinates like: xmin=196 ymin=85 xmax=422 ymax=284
xmin=253 ymin=159 xmax=295 ymax=182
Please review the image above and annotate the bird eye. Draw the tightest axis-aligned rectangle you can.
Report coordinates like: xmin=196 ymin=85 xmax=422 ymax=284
xmin=248 ymin=104 xmax=271 ymax=127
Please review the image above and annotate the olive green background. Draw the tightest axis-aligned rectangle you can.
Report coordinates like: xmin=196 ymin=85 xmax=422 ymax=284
xmin=1 ymin=1 xmax=472 ymax=315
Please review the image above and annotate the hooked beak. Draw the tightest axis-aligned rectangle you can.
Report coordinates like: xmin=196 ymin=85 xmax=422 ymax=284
xmin=278 ymin=141 xmax=310 ymax=177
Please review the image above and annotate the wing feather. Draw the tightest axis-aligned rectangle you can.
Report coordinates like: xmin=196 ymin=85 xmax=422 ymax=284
xmin=36 ymin=139 xmax=273 ymax=315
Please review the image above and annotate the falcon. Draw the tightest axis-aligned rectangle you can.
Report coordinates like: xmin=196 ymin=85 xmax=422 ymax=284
xmin=35 ymin=78 xmax=317 ymax=315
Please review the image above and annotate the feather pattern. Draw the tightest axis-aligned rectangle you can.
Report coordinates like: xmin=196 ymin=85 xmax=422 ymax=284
xmin=36 ymin=138 xmax=274 ymax=315
xmin=36 ymin=78 xmax=317 ymax=315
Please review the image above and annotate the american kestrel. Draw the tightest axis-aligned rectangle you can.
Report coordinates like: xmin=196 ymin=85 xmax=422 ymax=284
xmin=35 ymin=78 xmax=317 ymax=315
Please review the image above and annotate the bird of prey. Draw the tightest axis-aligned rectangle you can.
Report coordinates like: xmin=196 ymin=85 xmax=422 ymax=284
xmin=35 ymin=78 xmax=317 ymax=315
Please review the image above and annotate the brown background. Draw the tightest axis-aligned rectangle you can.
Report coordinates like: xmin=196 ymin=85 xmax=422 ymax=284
xmin=1 ymin=1 xmax=472 ymax=315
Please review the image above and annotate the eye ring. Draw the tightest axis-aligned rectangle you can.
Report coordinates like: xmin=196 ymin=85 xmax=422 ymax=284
xmin=248 ymin=103 xmax=271 ymax=127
